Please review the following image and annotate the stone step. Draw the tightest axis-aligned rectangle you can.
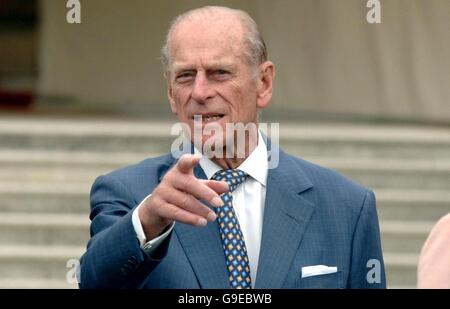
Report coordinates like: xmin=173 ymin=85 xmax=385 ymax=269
xmin=380 ymin=221 xmax=433 ymax=254
xmin=0 ymin=278 xmax=77 ymax=289
xmin=0 ymin=181 xmax=90 ymax=195
xmin=2 ymin=117 xmax=450 ymax=159
xmin=0 ymin=149 xmax=146 ymax=168
xmin=0 ymin=190 xmax=89 ymax=214
xmin=384 ymin=253 xmax=418 ymax=288
xmin=0 ymin=118 xmax=174 ymax=153
xmin=375 ymin=189 xmax=450 ymax=222
xmin=340 ymin=169 xmax=450 ymax=191
xmin=0 ymin=245 xmax=84 ymax=281
xmin=309 ymin=157 xmax=450 ymax=190
xmin=0 ymin=213 xmax=90 ymax=246
xmin=2 ymin=117 xmax=450 ymax=144
xmin=4 ymin=150 xmax=450 ymax=171
xmin=0 ymin=166 xmax=107 ymax=183
xmin=3 ymin=150 xmax=450 ymax=190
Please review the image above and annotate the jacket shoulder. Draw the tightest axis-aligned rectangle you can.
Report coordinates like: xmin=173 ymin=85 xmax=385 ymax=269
xmin=91 ymin=153 xmax=175 ymax=203
xmin=285 ymin=153 xmax=372 ymax=213
xmin=105 ymin=153 xmax=175 ymax=181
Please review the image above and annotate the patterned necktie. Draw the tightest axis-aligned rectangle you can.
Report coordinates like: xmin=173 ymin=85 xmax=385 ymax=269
xmin=212 ymin=169 xmax=252 ymax=289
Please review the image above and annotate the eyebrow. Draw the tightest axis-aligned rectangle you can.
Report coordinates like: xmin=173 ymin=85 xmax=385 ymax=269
xmin=172 ymin=62 xmax=236 ymax=74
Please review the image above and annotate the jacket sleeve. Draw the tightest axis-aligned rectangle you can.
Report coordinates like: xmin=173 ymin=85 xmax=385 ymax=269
xmin=347 ymin=190 xmax=387 ymax=288
xmin=79 ymin=174 xmax=170 ymax=288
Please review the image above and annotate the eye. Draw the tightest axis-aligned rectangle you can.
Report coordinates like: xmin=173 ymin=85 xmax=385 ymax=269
xmin=175 ymin=72 xmax=195 ymax=83
xmin=212 ymin=69 xmax=231 ymax=80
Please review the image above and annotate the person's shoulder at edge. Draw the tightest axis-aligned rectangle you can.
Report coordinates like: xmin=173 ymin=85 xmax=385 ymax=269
xmin=417 ymin=213 xmax=450 ymax=288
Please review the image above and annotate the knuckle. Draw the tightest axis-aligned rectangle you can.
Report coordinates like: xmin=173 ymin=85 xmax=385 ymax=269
xmin=162 ymin=170 xmax=175 ymax=183
xmin=152 ymin=186 xmax=165 ymax=201
xmin=193 ymin=200 xmax=208 ymax=216
xmin=180 ymin=194 xmax=192 ymax=208
xmin=201 ymin=203 xmax=211 ymax=215
xmin=147 ymin=196 xmax=162 ymax=213
xmin=203 ymin=188 xmax=216 ymax=201
xmin=181 ymin=176 xmax=194 ymax=190
xmin=171 ymin=207 xmax=182 ymax=220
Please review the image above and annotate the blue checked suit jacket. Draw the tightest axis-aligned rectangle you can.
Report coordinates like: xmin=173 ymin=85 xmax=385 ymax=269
xmin=79 ymin=140 xmax=386 ymax=289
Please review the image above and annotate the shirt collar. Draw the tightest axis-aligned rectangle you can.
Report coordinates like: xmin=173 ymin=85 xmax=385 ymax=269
xmin=194 ymin=130 xmax=268 ymax=186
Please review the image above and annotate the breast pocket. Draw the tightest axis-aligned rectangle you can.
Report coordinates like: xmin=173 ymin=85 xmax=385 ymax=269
xmin=296 ymin=270 xmax=344 ymax=289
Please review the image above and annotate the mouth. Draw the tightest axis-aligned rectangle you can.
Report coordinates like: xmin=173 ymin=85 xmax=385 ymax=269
xmin=192 ymin=113 xmax=225 ymax=123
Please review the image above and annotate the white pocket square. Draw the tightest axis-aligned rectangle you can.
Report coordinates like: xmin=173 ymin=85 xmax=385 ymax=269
xmin=301 ymin=265 xmax=338 ymax=278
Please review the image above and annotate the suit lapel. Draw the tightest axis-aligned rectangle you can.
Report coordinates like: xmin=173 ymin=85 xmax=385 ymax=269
xmin=173 ymin=164 xmax=230 ymax=288
xmin=254 ymin=149 xmax=316 ymax=288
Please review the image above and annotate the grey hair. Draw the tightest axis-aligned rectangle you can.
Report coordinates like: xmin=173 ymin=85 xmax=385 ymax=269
xmin=160 ymin=6 xmax=267 ymax=74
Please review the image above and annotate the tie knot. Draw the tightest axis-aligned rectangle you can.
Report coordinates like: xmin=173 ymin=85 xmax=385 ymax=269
xmin=212 ymin=169 xmax=247 ymax=192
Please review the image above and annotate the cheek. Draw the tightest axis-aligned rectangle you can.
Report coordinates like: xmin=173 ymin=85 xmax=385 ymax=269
xmin=171 ymin=86 xmax=184 ymax=101
xmin=229 ymin=83 xmax=258 ymax=115
xmin=219 ymin=82 xmax=246 ymax=110
xmin=171 ymin=87 xmax=191 ymax=112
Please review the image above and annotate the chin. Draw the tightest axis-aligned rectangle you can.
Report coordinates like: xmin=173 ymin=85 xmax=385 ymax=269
xmin=191 ymin=133 xmax=227 ymax=159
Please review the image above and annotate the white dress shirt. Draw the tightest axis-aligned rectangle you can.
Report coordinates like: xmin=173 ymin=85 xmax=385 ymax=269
xmin=132 ymin=131 xmax=268 ymax=286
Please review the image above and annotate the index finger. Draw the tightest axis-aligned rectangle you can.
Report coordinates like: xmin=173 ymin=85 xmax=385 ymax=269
xmin=177 ymin=154 xmax=202 ymax=174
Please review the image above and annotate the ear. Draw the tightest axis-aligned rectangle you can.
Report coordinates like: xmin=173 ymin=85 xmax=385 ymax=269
xmin=165 ymin=72 xmax=177 ymax=114
xmin=256 ymin=61 xmax=275 ymax=109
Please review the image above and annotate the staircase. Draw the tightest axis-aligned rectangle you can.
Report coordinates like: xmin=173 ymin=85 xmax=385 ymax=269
xmin=0 ymin=115 xmax=449 ymax=288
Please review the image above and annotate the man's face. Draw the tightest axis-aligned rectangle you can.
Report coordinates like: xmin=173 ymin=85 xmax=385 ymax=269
xmin=166 ymin=18 xmax=270 ymax=149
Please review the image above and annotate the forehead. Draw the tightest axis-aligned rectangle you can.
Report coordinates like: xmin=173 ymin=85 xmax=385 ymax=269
xmin=169 ymin=18 xmax=247 ymax=69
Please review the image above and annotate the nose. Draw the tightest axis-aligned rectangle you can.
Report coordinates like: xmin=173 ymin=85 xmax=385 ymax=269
xmin=191 ymin=72 xmax=215 ymax=103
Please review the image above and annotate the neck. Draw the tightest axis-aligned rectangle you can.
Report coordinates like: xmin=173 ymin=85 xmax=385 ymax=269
xmin=212 ymin=157 xmax=246 ymax=170
xmin=210 ymin=132 xmax=258 ymax=169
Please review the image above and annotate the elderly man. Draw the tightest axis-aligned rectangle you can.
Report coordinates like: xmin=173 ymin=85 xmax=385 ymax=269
xmin=79 ymin=6 xmax=385 ymax=289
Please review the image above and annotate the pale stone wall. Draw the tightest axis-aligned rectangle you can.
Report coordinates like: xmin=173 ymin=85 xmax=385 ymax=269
xmin=38 ymin=0 xmax=450 ymax=122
